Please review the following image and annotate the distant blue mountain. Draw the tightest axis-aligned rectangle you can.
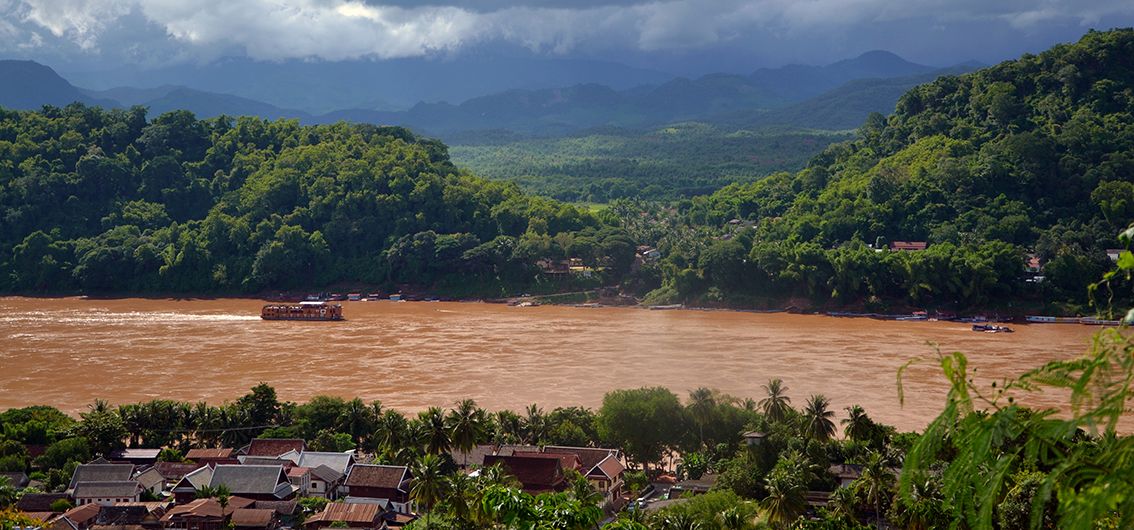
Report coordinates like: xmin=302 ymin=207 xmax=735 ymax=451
xmin=2 ymin=51 xmax=975 ymax=137
xmin=0 ymin=60 xmax=116 ymax=110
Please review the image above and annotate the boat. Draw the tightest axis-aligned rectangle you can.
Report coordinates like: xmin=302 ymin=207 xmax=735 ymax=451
xmin=347 ymin=293 xmax=361 ymax=301
xmin=1025 ymin=315 xmax=1080 ymax=323
xmin=1080 ymin=317 xmax=1122 ymax=326
xmin=972 ymin=324 xmax=1013 ymax=333
xmin=649 ymin=304 xmax=683 ymax=310
xmin=261 ymin=301 xmax=344 ymax=321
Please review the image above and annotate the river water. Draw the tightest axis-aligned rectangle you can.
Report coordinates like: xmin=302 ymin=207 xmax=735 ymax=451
xmin=0 ymin=297 xmax=1112 ymax=432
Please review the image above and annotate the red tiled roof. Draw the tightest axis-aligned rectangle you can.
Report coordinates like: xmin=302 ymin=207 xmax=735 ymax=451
xmin=890 ymin=241 xmax=927 ymax=251
xmin=304 ymin=503 xmax=382 ymax=525
xmin=246 ymin=440 xmax=305 ymax=458
xmin=542 ymin=446 xmax=620 ymax=477
xmin=538 ymin=452 xmax=582 ymax=472
xmin=63 ymin=503 xmax=102 ymax=524
xmin=286 ymin=467 xmax=310 ymax=478
xmin=594 ymin=455 xmax=626 ymax=480
xmin=186 ymin=448 xmax=235 ymax=460
xmin=230 ymin=509 xmax=275 ymax=528
xmin=162 ymin=499 xmax=224 ymax=521
xmin=344 ymin=465 xmax=407 ymax=490
xmin=483 ymin=454 xmax=567 ymax=492
xmin=155 ymin=462 xmax=202 ymax=480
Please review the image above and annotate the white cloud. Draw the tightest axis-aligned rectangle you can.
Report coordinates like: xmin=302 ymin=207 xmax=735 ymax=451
xmin=1 ymin=0 xmax=1132 ymax=62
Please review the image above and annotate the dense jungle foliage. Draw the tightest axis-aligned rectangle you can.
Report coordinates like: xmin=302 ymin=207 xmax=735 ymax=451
xmin=448 ymin=125 xmax=851 ymax=202
xmin=640 ymin=29 xmax=1134 ymax=310
xmin=0 ymin=108 xmax=634 ymax=294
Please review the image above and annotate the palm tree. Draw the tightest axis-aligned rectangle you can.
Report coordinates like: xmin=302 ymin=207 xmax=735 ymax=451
xmin=568 ymin=471 xmax=603 ymax=507
xmin=660 ymin=511 xmax=701 ymax=530
xmin=521 ymin=404 xmax=546 ymax=445
xmin=687 ymin=387 xmax=716 ymax=449
xmin=417 ymin=407 xmax=451 ymax=456
xmin=842 ymin=405 xmax=874 ymax=442
xmin=759 ymin=379 xmax=792 ymax=423
xmin=857 ymin=451 xmax=895 ymax=528
xmin=444 ymin=472 xmax=477 ymax=527
xmin=447 ymin=399 xmax=486 ymax=467
xmin=719 ymin=507 xmax=751 ymax=530
xmin=761 ymin=473 xmax=807 ymax=530
xmin=337 ymin=398 xmax=372 ymax=444
xmin=802 ymin=394 xmax=836 ymax=442
xmin=826 ymin=486 xmax=860 ymax=524
xmin=494 ymin=410 xmax=523 ymax=444
xmin=410 ymin=454 xmax=446 ymax=529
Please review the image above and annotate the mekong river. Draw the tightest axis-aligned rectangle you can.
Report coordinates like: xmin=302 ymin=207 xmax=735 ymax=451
xmin=0 ymin=297 xmax=1111 ymax=432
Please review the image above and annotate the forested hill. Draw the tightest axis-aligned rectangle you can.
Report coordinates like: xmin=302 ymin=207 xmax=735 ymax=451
xmin=652 ymin=29 xmax=1134 ymax=309
xmin=0 ymin=107 xmax=634 ymax=294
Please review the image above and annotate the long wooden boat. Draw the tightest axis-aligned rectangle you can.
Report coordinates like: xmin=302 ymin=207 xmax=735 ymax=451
xmin=1025 ymin=315 xmax=1080 ymax=323
xmin=261 ymin=301 xmax=343 ymax=321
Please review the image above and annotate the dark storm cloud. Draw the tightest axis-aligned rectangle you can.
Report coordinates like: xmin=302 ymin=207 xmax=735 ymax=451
xmin=0 ymin=0 xmax=1132 ymax=68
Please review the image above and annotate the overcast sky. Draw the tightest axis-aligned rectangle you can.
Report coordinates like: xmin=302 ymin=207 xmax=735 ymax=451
xmin=2 ymin=0 xmax=1133 ymax=73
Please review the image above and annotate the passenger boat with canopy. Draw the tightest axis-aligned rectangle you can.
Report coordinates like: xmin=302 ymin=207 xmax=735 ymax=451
xmin=261 ymin=301 xmax=344 ymax=321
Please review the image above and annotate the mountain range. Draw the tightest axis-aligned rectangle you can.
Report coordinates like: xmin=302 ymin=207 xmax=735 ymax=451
xmin=0 ymin=51 xmax=978 ymax=138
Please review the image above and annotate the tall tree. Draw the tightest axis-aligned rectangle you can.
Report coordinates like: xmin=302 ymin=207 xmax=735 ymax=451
xmin=802 ymin=394 xmax=836 ymax=442
xmin=759 ymin=379 xmax=792 ymax=423
xmin=410 ymin=454 xmax=446 ymax=529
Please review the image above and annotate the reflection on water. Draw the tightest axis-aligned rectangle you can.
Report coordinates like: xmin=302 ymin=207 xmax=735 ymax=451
xmin=0 ymin=296 xmax=1109 ymax=432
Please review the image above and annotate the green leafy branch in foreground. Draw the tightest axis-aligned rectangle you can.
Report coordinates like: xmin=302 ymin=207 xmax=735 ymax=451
xmin=899 ymin=229 xmax=1134 ymax=529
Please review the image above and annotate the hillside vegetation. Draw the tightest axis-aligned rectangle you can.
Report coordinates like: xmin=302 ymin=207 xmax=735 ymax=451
xmin=0 ymin=106 xmax=634 ymax=294
xmin=643 ymin=29 xmax=1134 ymax=310
xmin=449 ymin=125 xmax=852 ymax=202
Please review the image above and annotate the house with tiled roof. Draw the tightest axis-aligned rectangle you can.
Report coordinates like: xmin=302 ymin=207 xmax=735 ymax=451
xmin=230 ymin=509 xmax=278 ymax=530
xmin=295 ymin=452 xmax=354 ymax=499
xmin=242 ymin=440 xmax=305 ymax=458
xmin=449 ymin=444 xmax=496 ymax=470
xmin=285 ymin=466 xmax=311 ymax=496
xmin=342 ymin=465 xmax=411 ymax=514
xmin=93 ymin=502 xmax=166 ymax=530
xmin=482 ymin=453 xmax=575 ymax=494
xmin=543 ymin=446 xmax=626 ymax=510
xmin=160 ymin=498 xmax=226 ymax=530
xmin=133 ymin=468 xmax=164 ymax=496
xmin=0 ymin=471 xmax=30 ymax=489
xmin=207 ymin=465 xmax=297 ymax=502
xmin=107 ymin=449 xmax=160 ymax=467
xmin=69 ymin=463 xmax=135 ymax=492
xmin=302 ymin=502 xmax=384 ymax=530
xmin=153 ymin=463 xmax=203 ymax=490
xmin=16 ymin=492 xmax=71 ymax=513
xmin=54 ymin=502 xmax=102 ymax=530
xmin=72 ymin=481 xmax=142 ymax=506
xmin=172 ymin=466 xmax=214 ymax=504
xmin=185 ymin=448 xmax=237 ymax=467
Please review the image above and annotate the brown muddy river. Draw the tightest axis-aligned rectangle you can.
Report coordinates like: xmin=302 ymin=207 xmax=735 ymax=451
xmin=0 ymin=297 xmax=1113 ymax=432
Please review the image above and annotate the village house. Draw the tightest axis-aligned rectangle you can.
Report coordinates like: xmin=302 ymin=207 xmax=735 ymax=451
xmin=49 ymin=503 xmax=102 ymax=530
xmin=285 ymin=466 xmax=312 ymax=496
xmin=93 ymin=502 xmax=167 ymax=530
xmin=0 ymin=471 xmax=30 ymax=490
xmin=69 ymin=463 xmax=136 ymax=493
xmin=889 ymin=241 xmax=928 ymax=252
xmin=108 ymin=449 xmax=162 ymax=468
xmin=160 ymin=498 xmax=227 ymax=530
xmin=543 ymin=446 xmax=626 ymax=510
xmin=342 ymin=464 xmax=412 ymax=514
xmin=15 ymin=492 xmax=71 ymax=516
xmin=229 ymin=509 xmax=278 ymax=530
xmin=153 ymin=463 xmax=203 ymax=492
xmin=134 ymin=468 xmax=165 ymax=497
xmin=240 ymin=439 xmax=306 ymax=458
xmin=302 ymin=502 xmax=384 ymax=530
xmin=72 ymin=482 xmax=143 ymax=506
xmin=171 ymin=466 xmax=213 ymax=504
xmin=184 ymin=448 xmax=237 ymax=467
xmin=482 ymin=453 xmax=578 ymax=494
xmin=206 ymin=465 xmax=297 ymax=502
xmin=295 ymin=452 xmax=354 ymax=499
